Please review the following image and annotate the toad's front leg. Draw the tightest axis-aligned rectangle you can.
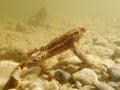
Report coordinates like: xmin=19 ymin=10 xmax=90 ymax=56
xmin=71 ymin=42 xmax=107 ymax=78
xmin=71 ymin=41 xmax=94 ymax=67
xmin=71 ymin=41 xmax=105 ymax=70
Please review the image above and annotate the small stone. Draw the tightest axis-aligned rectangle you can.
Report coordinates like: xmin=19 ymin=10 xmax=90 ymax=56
xmin=41 ymin=74 xmax=49 ymax=80
xmin=58 ymin=56 xmax=81 ymax=66
xmin=20 ymin=67 xmax=29 ymax=77
xmin=79 ymin=85 xmax=96 ymax=90
xmin=64 ymin=64 xmax=78 ymax=74
xmin=48 ymin=80 xmax=59 ymax=90
xmin=75 ymin=81 xmax=82 ymax=89
xmin=94 ymin=81 xmax=115 ymax=90
xmin=114 ymin=41 xmax=120 ymax=46
xmin=108 ymin=65 xmax=120 ymax=81
xmin=54 ymin=69 xmax=71 ymax=83
xmin=106 ymin=43 xmax=118 ymax=51
xmin=94 ymin=38 xmax=108 ymax=46
xmin=114 ymin=58 xmax=120 ymax=64
xmin=100 ymin=59 xmax=115 ymax=68
xmin=114 ymin=47 xmax=120 ymax=59
xmin=86 ymin=46 xmax=114 ymax=57
xmin=28 ymin=79 xmax=44 ymax=90
xmin=72 ymin=68 xmax=98 ymax=85
xmin=101 ymin=56 xmax=113 ymax=60
xmin=28 ymin=66 xmax=41 ymax=76
xmin=108 ymin=81 xmax=119 ymax=88
xmin=86 ymin=54 xmax=101 ymax=64
xmin=31 ymin=87 xmax=43 ymax=90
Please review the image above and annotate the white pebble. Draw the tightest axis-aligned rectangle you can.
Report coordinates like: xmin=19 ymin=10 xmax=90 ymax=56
xmin=108 ymin=65 xmax=120 ymax=81
xmin=114 ymin=47 xmax=120 ymax=59
xmin=100 ymin=59 xmax=115 ymax=68
xmin=72 ymin=68 xmax=98 ymax=85
xmin=94 ymin=38 xmax=108 ymax=46
xmin=94 ymin=81 xmax=115 ymax=90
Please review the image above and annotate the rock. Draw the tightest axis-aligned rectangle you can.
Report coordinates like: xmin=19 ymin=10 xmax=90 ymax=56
xmin=114 ymin=47 xmax=120 ymax=59
xmin=72 ymin=68 xmax=98 ymax=85
xmin=114 ymin=41 xmax=120 ymax=46
xmin=101 ymin=56 xmax=113 ymax=60
xmin=28 ymin=66 xmax=41 ymax=76
xmin=64 ymin=64 xmax=78 ymax=74
xmin=19 ymin=78 xmax=45 ymax=90
xmin=94 ymin=81 xmax=115 ymax=90
xmin=106 ymin=43 xmax=118 ymax=51
xmin=86 ymin=46 xmax=114 ymax=57
xmin=100 ymin=59 xmax=115 ymax=68
xmin=54 ymin=69 xmax=71 ymax=83
xmin=114 ymin=58 xmax=120 ymax=64
xmin=94 ymin=38 xmax=108 ymax=46
xmin=20 ymin=67 xmax=29 ymax=77
xmin=75 ymin=81 xmax=82 ymax=89
xmin=79 ymin=85 xmax=96 ymax=90
xmin=108 ymin=81 xmax=119 ymax=88
xmin=86 ymin=54 xmax=101 ymax=64
xmin=30 ymin=87 xmax=43 ymax=90
xmin=58 ymin=56 xmax=81 ymax=66
xmin=41 ymin=74 xmax=49 ymax=80
xmin=48 ymin=80 xmax=59 ymax=90
xmin=108 ymin=65 xmax=120 ymax=81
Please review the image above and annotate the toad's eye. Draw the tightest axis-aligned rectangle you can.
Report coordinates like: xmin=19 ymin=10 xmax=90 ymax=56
xmin=72 ymin=32 xmax=79 ymax=37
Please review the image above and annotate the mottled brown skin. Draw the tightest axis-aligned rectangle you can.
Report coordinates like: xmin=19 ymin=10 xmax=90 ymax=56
xmin=2 ymin=27 xmax=86 ymax=90
xmin=19 ymin=27 xmax=86 ymax=68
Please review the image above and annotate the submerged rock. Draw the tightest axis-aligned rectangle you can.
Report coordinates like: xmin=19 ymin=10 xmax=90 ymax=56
xmin=72 ymin=68 xmax=98 ymax=85
xmin=75 ymin=81 xmax=82 ymax=89
xmin=94 ymin=38 xmax=108 ymax=46
xmin=114 ymin=47 xmax=120 ymax=59
xmin=94 ymin=81 xmax=115 ymax=90
xmin=100 ymin=59 xmax=115 ymax=68
xmin=108 ymin=65 xmax=120 ymax=81
xmin=64 ymin=64 xmax=79 ymax=74
xmin=86 ymin=46 xmax=114 ymax=57
xmin=107 ymin=81 xmax=119 ymax=88
xmin=54 ymin=69 xmax=71 ymax=83
xmin=58 ymin=56 xmax=81 ymax=66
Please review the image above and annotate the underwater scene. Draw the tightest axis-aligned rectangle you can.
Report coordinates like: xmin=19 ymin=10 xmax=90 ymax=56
xmin=0 ymin=0 xmax=120 ymax=90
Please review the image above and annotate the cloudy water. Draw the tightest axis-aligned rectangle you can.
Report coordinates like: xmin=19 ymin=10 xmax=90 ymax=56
xmin=0 ymin=0 xmax=120 ymax=19
xmin=0 ymin=1 xmax=120 ymax=90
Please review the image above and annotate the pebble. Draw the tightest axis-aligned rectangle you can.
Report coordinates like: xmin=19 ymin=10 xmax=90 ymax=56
xmin=113 ymin=41 xmax=120 ymax=46
xmin=49 ymin=80 xmax=59 ymax=90
xmin=72 ymin=68 xmax=98 ymax=85
xmin=86 ymin=54 xmax=101 ymax=64
xmin=54 ymin=69 xmax=71 ymax=83
xmin=64 ymin=64 xmax=78 ymax=74
xmin=28 ymin=66 xmax=41 ymax=76
xmin=20 ymin=67 xmax=29 ymax=77
xmin=94 ymin=81 xmax=115 ymax=90
xmin=108 ymin=65 xmax=120 ymax=81
xmin=100 ymin=59 xmax=115 ymax=68
xmin=114 ymin=58 xmax=120 ymax=64
xmin=94 ymin=38 xmax=108 ymax=46
xmin=86 ymin=46 xmax=114 ymax=57
xmin=58 ymin=56 xmax=81 ymax=66
xmin=75 ymin=81 xmax=82 ymax=89
xmin=28 ymin=79 xmax=44 ymax=90
xmin=108 ymin=81 xmax=119 ymax=88
xmin=106 ymin=43 xmax=118 ymax=51
xmin=114 ymin=47 xmax=120 ymax=59
xmin=79 ymin=85 xmax=96 ymax=90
